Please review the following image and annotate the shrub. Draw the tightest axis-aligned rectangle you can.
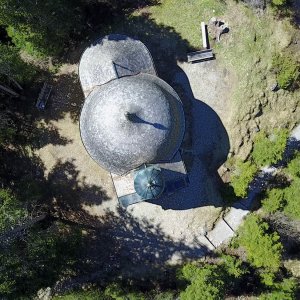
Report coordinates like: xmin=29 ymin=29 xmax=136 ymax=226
xmin=179 ymin=263 xmax=226 ymax=300
xmin=286 ymin=152 xmax=300 ymax=179
xmin=230 ymin=160 xmax=258 ymax=197
xmin=262 ymin=188 xmax=286 ymax=213
xmin=52 ymin=290 xmax=107 ymax=300
xmin=0 ymin=43 xmax=36 ymax=84
xmin=284 ymin=179 xmax=300 ymax=220
xmin=0 ymin=188 xmax=27 ymax=232
xmin=259 ymin=278 xmax=298 ymax=300
xmin=272 ymin=54 xmax=299 ymax=90
xmin=104 ymin=283 xmax=145 ymax=300
xmin=271 ymin=0 xmax=287 ymax=7
xmin=0 ymin=0 xmax=83 ymax=57
xmin=252 ymin=129 xmax=289 ymax=167
xmin=221 ymin=254 xmax=248 ymax=279
xmin=233 ymin=214 xmax=283 ymax=284
xmin=0 ymin=221 xmax=82 ymax=298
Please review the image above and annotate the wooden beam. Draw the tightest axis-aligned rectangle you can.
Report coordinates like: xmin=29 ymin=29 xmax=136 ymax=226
xmin=201 ymin=22 xmax=208 ymax=49
xmin=0 ymin=84 xmax=19 ymax=97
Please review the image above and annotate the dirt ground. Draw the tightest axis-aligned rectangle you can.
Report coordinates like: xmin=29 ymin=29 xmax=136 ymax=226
xmin=33 ymin=35 xmax=235 ymax=278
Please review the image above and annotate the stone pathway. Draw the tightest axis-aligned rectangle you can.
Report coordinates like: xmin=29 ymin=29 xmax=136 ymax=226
xmin=203 ymin=124 xmax=300 ymax=249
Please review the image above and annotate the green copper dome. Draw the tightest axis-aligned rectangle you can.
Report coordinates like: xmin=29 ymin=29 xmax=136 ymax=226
xmin=134 ymin=167 xmax=165 ymax=200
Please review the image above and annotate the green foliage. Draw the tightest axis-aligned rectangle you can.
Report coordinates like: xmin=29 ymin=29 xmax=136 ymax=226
xmin=221 ymin=254 xmax=248 ymax=279
xmin=286 ymin=152 xmax=300 ymax=179
xmin=179 ymin=263 xmax=225 ymax=300
xmin=262 ymin=188 xmax=286 ymax=213
xmin=231 ymin=160 xmax=258 ymax=197
xmin=53 ymin=289 xmax=107 ymax=300
xmin=0 ymin=0 xmax=83 ymax=57
xmin=104 ymin=283 xmax=145 ymax=300
xmin=271 ymin=0 xmax=287 ymax=7
xmin=259 ymin=278 xmax=298 ymax=300
xmin=284 ymin=179 xmax=300 ymax=220
xmin=252 ymin=129 xmax=289 ymax=167
xmin=0 ymin=188 xmax=27 ymax=232
xmin=0 ymin=43 xmax=36 ymax=83
xmin=272 ymin=54 xmax=299 ymax=90
xmin=233 ymin=214 xmax=283 ymax=282
xmin=153 ymin=291 xmax=176 ymax=300
xmin=0 ymin=222 xmax=82 ymax=298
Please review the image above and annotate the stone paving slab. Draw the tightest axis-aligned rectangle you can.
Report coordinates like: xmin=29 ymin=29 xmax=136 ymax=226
xmin=223 ymin=206 xmax=249 ymax=231
xmin=206 ymin=219 xmax=235 ymax=248
xmin=197 ymin=235 xmax=216 ymax=251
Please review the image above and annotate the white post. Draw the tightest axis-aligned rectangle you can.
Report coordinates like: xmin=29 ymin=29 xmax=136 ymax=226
xmin=201 ymin=22 xmax=207 ymax=49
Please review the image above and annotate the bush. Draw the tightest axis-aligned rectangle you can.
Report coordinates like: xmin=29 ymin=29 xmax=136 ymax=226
xmin=252 ymin=129 xmax=289 ymax=167
xmin=271 ymin=0 xmax=287 ymax=7
xmin=230 ymin=160 xmax=258 ymax=197
xmin=259 ymin=278 xmax=298 ymax=300
xmin=284 ymin=179 xmax=300 ymax=220
xmin=52 ymin=289 xmax=107 ymax=300
xmin=262 ymin=188 xmax=286 ymax=213
xmin=286 ymin=152 xmax=300 ymax=179
xmin=0 ymin=188 xmax=27 ymax=232
xmin=0 ymin=0 xmax=83 ymax=57
xmin=0 ymin=222 xmax=82 ymax=298
xmin=104 ymin=283 xmax=145 ymax=300
xmin=272 ymin=54 xmax=299 ymax=90
xmin=0 ymin=43 xmax=36 ymax=83
xmin=179 ymin=263 xmax=226 ymax=300
xmin=233 ymin=214 xmax=283 ymax=284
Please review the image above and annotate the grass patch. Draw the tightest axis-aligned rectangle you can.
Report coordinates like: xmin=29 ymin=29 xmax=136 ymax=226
xmin=272 ymin=53 xmax=300 ymax=90
xmin=149 ymin=0 xmax=226 ymax=49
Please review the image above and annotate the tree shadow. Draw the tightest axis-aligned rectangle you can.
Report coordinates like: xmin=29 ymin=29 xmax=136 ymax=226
xmin=54 ymin=206 xmax=211 ymax=294
xmin=47 ymin=160 xmax=111 ymax=225
xmin=146 ymin=67 xmax=230 ymax=210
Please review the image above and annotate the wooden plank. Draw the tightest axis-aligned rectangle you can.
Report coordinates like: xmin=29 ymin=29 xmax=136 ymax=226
xmin=0 ymin=84 xmax=19 ymax=97
xmin=36 ymin=83 xmax=53 ymax=110
xmin=187 ymin=49 xmax=214 ymax=63
xmin=201 ymin=22 xmax=208 ymax=49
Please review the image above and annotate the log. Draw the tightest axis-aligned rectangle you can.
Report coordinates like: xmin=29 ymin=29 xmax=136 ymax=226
xmin=0 ymin=84 xmax=19 ymax=97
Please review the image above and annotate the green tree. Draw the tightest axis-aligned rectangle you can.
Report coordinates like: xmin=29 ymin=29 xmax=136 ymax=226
xmin=259 ymin=278 xmax=298 ymax=300
xmin=272 ymin=0 xmax=287 ymax=6
xmin=52 ymin=290 xmax=108 ymax=300
xmin=284 ymin=179 xmax=300 ymax=220
xmin=0 ymin=221 xmax=82 ymax=298
xmin=0 ymin=0 xmax=83 ymax=57
xmin=262 ymin=188 xmax=286 ymax=214
xmin=252 ymin=129 xmax=289 ymax=167
xmin=0 ymin=188 xmax=27 ymax=232
xmin=286 ymin=152 xmax=300 ymax=179
xmin=104 ymin=283 xmax=146 ymax=300
xmin=179 ymin=263 xmax=226 ymax=300
xmin=233 ymin=214 xmax=283 ymax=285
xmin=0 ymin=43 xmax=35 ymax=83
xmin=230 ymin=160 xmax=258 ymax=197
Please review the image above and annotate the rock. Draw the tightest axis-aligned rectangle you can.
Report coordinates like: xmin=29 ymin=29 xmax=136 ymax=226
xmin=271 ymin=82 xmax=279 ymax=92
xmin=242 ymin=0 xmax=266 ymax=10
xmin=36 ymin=287 xmax=51 ymax=300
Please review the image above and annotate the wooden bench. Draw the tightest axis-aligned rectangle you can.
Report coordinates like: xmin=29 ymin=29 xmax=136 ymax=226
xmin=187 ymin=49 xmax=214 ymax=63
xmin=36 ymin=83 xmax=53 ymax=110
xmin=187 ymin=21 xmax=214 ymax=63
